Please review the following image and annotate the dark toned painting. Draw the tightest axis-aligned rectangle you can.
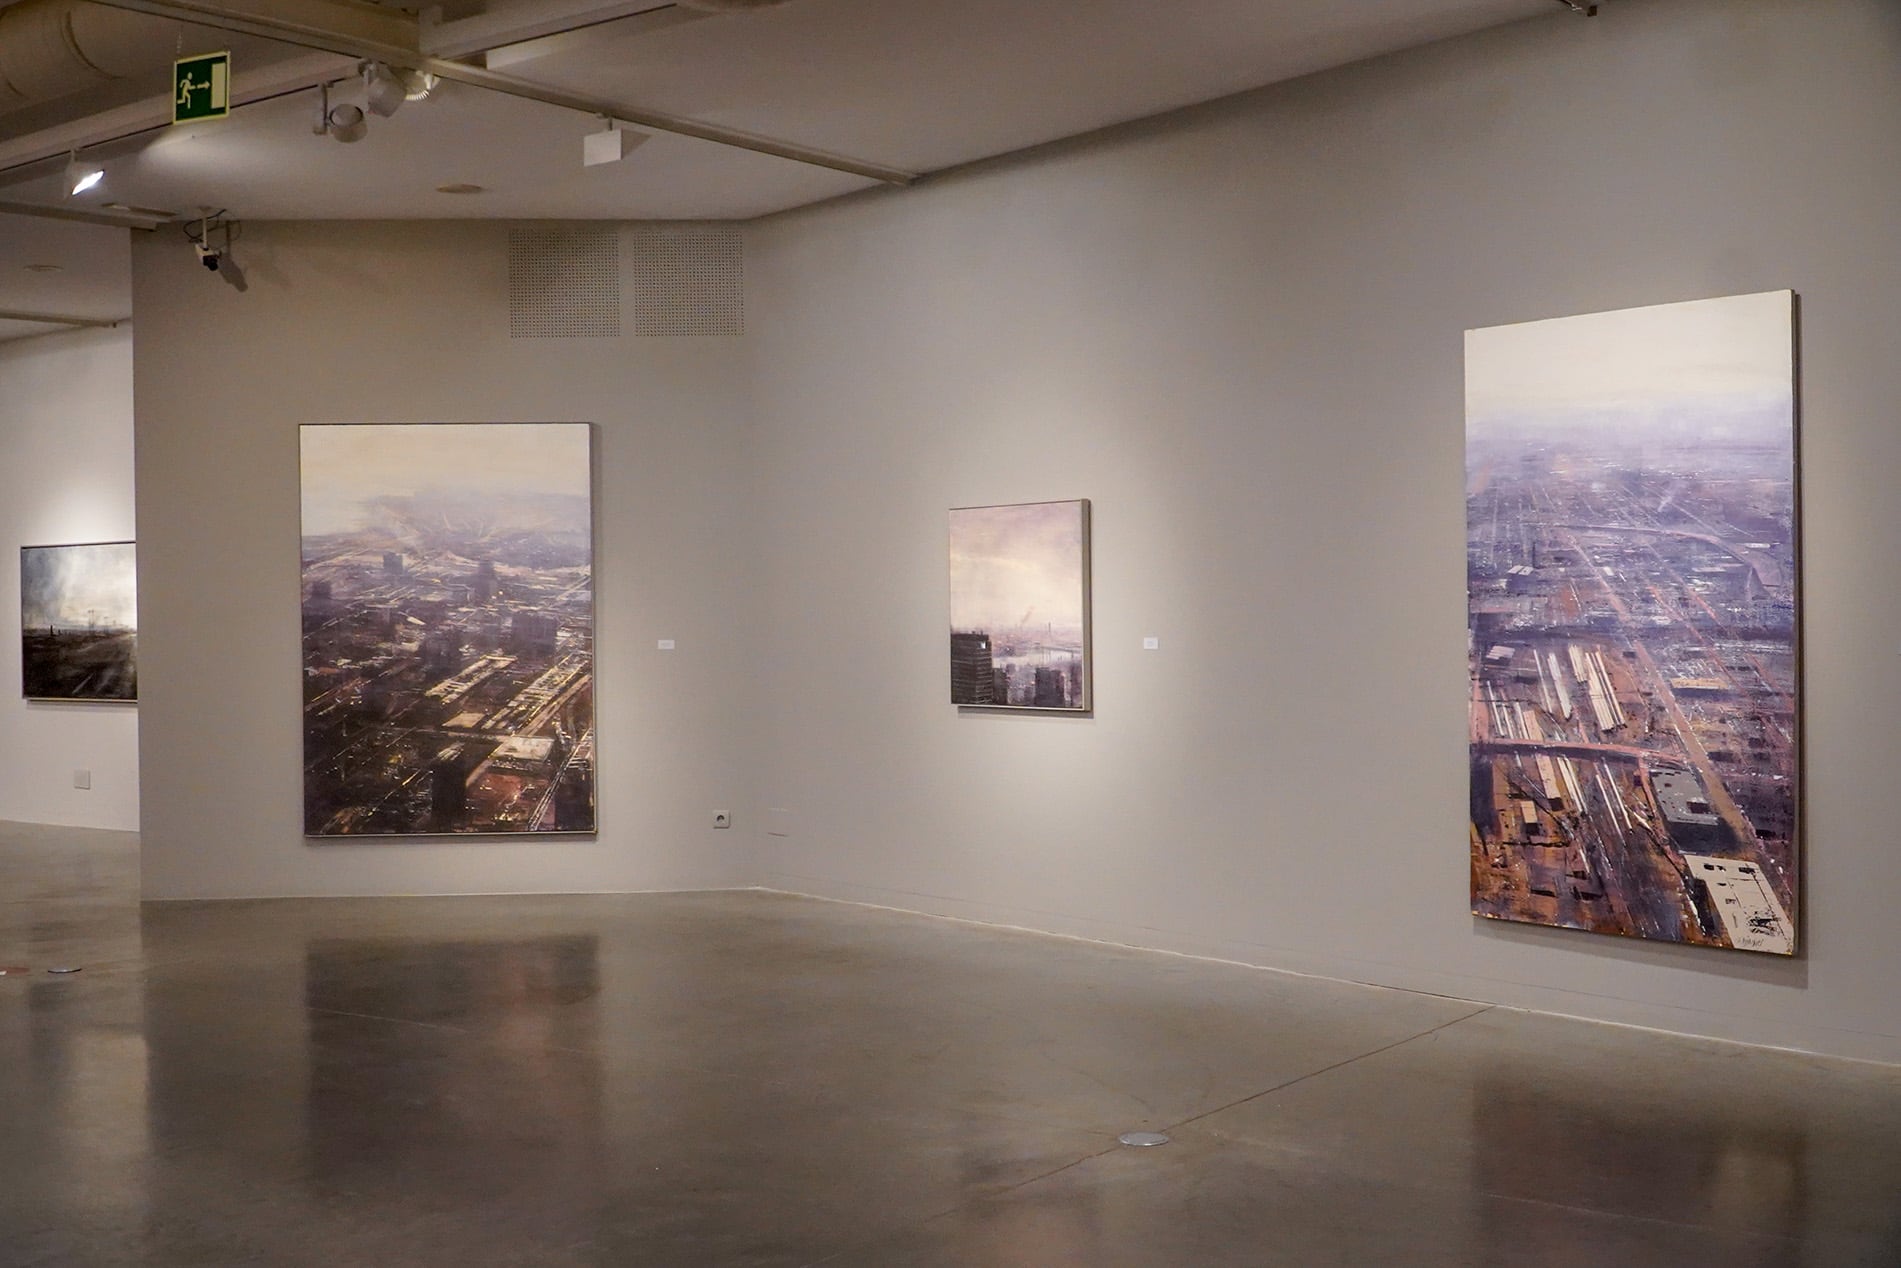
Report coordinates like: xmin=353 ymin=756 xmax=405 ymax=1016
xmin=949 ymin=500 xmax=1090 ymax=712
xmin=1466 ymin=292 xmax=1797 ymax=955
xmin=300 ymin=423 xmax=595 ymax=837
xmin=21 ymin=541 xmax=137 ymax=702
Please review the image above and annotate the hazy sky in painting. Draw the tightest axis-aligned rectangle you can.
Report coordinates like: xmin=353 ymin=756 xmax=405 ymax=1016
xmin=300 ymin=424 xmax=591 ymax=536
xmin=21 ymin=543 xmax=136 ymax=629
xmin=949 ymin=501 xmax=1085 ymax=634
xmin=1466 ymin=291 xmax=1793 ymax=438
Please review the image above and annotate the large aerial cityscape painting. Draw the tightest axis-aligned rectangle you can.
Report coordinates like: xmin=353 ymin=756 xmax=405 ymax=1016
xmin=1466 ymin=291 xmax=1798 ymax=955
xmin=20 ymin=541 xmax=137 ymax=701
xmin=949 ymin=499 xmax=1090 ymax=712
xmin=300 ymin=423 xmax=596 ymax=837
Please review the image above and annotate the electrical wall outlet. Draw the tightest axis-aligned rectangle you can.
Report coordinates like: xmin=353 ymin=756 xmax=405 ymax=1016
xmin=712 ymin=810 xmax=731 ymax=829
xmin=72 ymin=769 xmax=91 ymax=790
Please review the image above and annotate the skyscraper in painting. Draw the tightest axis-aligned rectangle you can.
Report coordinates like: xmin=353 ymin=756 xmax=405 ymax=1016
xmin=950 ymin=632 xmax=997 ymax=705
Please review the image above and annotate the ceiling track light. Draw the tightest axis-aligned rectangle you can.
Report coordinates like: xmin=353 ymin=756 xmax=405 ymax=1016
xmin=316 ymin=81 xmax=367 ymax=143
xmin=65 ymin=151 xmax=104 ymax=198
xmin=360 ymin=61 xmax=439 ymax=119
xmin=362 ymin=60 xmax=406 ymax=117
xmin=1553 ymin=0 xmax=1600 ymax=13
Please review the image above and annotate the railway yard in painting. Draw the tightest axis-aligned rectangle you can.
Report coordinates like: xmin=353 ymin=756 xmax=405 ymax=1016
xmin=1465 ymin=291 xmax=1798 ymax=956
xmin=1467 ymin=431 xmax=1796 ymax=953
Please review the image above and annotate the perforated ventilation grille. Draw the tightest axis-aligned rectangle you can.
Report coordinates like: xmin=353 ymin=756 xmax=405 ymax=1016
xmin=626 ymin=223 xmax=743 ymax=336
xmin=508 ymin=226 xmax=622 ymax=338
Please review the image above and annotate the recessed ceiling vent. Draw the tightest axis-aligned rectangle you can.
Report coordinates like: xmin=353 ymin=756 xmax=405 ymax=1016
xmin=507 ymin=225 xmax=621 ymax=338
xmin=625 ymin=223 xmax=743 ymax=337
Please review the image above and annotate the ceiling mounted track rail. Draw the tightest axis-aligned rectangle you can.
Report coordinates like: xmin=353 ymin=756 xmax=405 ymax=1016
xmin=0 ymin=308 xmax=126 ymax=327
xmin=0 ymin=197 xmax=168 ymax=227
xmin=75 ymin=0 xmax=918 ymax=185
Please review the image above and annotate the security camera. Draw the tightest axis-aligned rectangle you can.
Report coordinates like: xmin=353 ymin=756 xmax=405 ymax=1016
xmin=183 ymin=211 xmax=243 ymax=288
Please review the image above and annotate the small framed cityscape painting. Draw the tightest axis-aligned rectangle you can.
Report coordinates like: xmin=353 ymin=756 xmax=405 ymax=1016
xmin=949 ymin=499 xmax=1090 ymax=712
xmin=1465 ymin=290 xmax=1798 ymax=955
xmin=300 ymin=422 xmax=596 ymax=837
xmin=20 ymin=541 xmax=138 ymax=701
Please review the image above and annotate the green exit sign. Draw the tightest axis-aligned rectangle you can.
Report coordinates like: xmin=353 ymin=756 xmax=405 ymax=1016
xmin=174 ymin=52 xmax=230 ymax=124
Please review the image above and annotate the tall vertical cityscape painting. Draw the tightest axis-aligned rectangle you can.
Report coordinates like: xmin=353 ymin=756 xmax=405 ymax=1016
xmin=20 ymin=541 xmax=137 ymax=701
xmin=300 ymin=423 xmax=596 ymax=837
xmin=949 ymin=499 xmax=1090 ymax=712
xmin=1466 ymin=291 xmax=1798 ymax=955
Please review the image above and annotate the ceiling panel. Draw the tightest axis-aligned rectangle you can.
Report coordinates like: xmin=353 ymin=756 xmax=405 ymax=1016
xmin=0 ymin=0 xmax=1550 ymax=226
xmin=0 ymin=216 xmax=130 ymax=342
xmin=502 ymin=0 xmax=1541 ymax=173
xmin=3 ymin=81 xmax=876 ymax=221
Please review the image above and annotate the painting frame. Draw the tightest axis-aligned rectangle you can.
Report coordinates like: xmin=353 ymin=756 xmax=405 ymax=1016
xmin=299 ymin=421 xmax=598 ymax=839
xmin=1465 ymin=291 xmax=1799 ymax=957
xmin=19 ymin=539 xmax=138 ymax=703
xmin=948 ymin=498 xmax=1092 ymax=714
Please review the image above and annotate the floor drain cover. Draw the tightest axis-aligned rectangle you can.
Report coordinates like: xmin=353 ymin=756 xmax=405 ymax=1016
xmin=1118 ymin=1131 xmax=1170 ymax=1148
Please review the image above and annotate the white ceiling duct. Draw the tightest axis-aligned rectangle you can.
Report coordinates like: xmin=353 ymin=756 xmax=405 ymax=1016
xmin=0 ymin=0 xmax=192 ymax=113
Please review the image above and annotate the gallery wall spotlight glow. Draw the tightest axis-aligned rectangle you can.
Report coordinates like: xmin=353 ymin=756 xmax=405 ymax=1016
xmin=65 ymin=152 xmax=104 ymax=197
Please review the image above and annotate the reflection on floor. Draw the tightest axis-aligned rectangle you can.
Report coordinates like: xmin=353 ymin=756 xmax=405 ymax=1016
xmin=2 ymin=819 xmax=1898 ymax=1266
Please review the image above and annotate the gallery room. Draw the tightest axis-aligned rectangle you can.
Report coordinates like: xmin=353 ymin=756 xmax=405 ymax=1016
xmin=1 ymin=0 xmax=1898 ymax=1261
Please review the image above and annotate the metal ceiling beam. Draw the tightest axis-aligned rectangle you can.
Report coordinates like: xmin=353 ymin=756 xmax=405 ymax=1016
xmin=78 ymin=0 xmax=918 ymax=185
xmin=0 ymin=309 xmax=126 ymax=327
xmin=417 ymin=59 xmax=913 ymax=185
xmin=0 ymin=198 xmax=166 ymax=228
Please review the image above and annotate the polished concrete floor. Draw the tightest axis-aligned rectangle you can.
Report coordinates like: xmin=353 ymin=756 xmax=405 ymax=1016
xmin=3 ymin=822 xmax=1899 ymax=1266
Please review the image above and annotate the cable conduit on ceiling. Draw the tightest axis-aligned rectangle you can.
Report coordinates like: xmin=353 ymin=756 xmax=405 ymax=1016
xmin=0 ymin=0 xmax=190 ymax=113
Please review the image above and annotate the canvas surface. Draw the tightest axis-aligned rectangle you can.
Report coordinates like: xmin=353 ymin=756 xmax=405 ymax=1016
xmin=20 ymin=542 xmax=138 ymax=702
xmin=300 ymin=423 xmax=596 ymax=836
xmin=948 ymin=500 xmax=1090 ymax=712
xmin=1465 ymin=292 xmax=1797 ymax=955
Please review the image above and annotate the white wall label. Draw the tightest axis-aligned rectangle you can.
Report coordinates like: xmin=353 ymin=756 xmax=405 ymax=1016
xmin=657 ymin=639 xmax=676 ymax=650
xmin=1142 ymin=637 xmax=1160 ymax=650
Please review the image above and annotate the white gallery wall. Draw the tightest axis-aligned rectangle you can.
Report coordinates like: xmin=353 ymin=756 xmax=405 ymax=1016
xmin=129 ymin=0 xmax=1901 ymax=1062
xmin=132 ymin=221 xmax=757 ymax=898
xmin=0 ymin=320 xmax=139 ymax=830
xmin=742 ymin=0 xmax=1901 ymax=1063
